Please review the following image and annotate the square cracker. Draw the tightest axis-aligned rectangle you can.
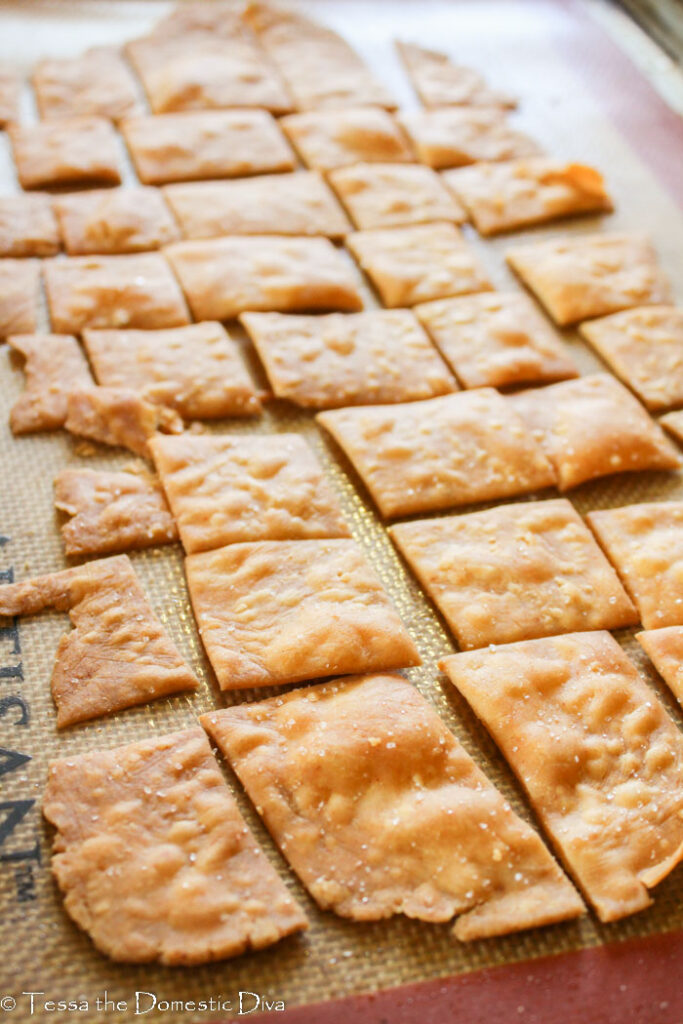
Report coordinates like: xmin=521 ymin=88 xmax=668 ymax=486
xmin=415 ymin=291 xmax=578 ymax=390
xmin=121 ymin=109 xmax=295 ymax=186
xmin=281 ymin=107 xmax=412 ymax=172
xmin=637 ymin=627 xmax=683 ymax=705
xmin=150 ymin=432 xmax=349 ymax=554
xmin=346 ymin=222 xmax=491 ymax=307
xmin=440 ymin=631 xmax=683 ymax=922
xmin=9 ymin=333 xmax=93 ymax=435
xmin=53 ymin=188 xmax=180 ymax=255
xmin=66 ymin=387 xmax=182 ymax=459
xmin=8 ymin=116 xmax=122 ymax=190
xmin=240 ymin=309 xmax=456 ymax=409
xmin=165 ymin=236 xmax=363 ymax=320
xmin=185 ymin=538 xmax=420 ymax=689
xmin=201 ymin=673 xmax=583 ymax=940
xmin=0 ymin=259 xmax=41 ymax=339
xmin=506 ymin=233 xmax=672 ymax=326
xmin=318 ymin=389 xmax=555 ymax=518
xmin=43 ymin=728 xmax=307 ymax=962
xmin=32 ymin=46 xmax=142 ymax=121
xmin=397 ymin=107 xmax=541 ymax=170
xmin=0 ymin=194 xmax=60 ymax=257
xmin=328 ymin=162 xmax=466 ymax=230
xmin=395 ymin=42 xmax=516 ymax=109
xmin=389 ymin=499 xmax=637 ymax=649
xmin=587 ymin=502 xmax=683 ymax=630
xmin=579 ymin=306 xmax=683 ymax=413
xmin=443 ymin=159 xmax=613 ymax=236
xmin=82 ymin=322 xmax=260 ymax=420
xmin=43 ymin=253 xmax=190 ymax=333
xmin=510 ymin=374 xmax=681 ymax=490
xmin=163 ymin=172 xmax=351 ymax=240
xmin=0 ymin=70 xmax=21 ymax=126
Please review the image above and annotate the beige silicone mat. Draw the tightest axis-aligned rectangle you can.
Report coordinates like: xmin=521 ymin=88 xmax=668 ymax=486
xmin=1 ymin=1 xmax=682 ymax=1019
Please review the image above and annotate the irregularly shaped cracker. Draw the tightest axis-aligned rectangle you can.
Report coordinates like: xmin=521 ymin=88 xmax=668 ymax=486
xmin=329 ymin=162 xmax=466 ymax=230
xmin=389 ymin=499 xmax=637 ymax=649
xmin=43 ymin=253 xmax=190 ymax=333
xmin=165 ymin=236 xmax=363 ymax=320
xmin=662 ymin=410 xmax=683 ymax=447
xmin=346 ymin=222 xmax=491 ymax=307
xmin=637 ymin=627 xmax=683 ymax=705
xmin=163 ymin=172 xmax=350 ymax=239
xmin=121 ymin=109 xmax=295 ymax=186
xmin=441 ymin=632 xmax=683 ymax=922
xmin=43 ymin=728 xmax=307 ymax=961
xmin=32 ymin=46 xmax=142 ymax=121
xmin=579 ymin=306 xmax=683 ymax=413
xmin=0 ymin=70 xmax=21 ymax=126
xmin=8 ymin=116 xmax=122 ymax=190
xmin=506 ymin=233 xmax=672 ymax=326
xmin=415 ymin=292 xmax=577 ymax=389
xmin=318 ymin=389 xmax=555 ymax=518
xmin=443 ymin=159 xmax=612 ymax=236
xmin=185 ymin=539 xmax=420 ymax=689
xmin=281 ymin=108 xmax=412 ymax=172
xmin=240 ymin=309 xmax=456 ymax=409
xmin=0 ymin=193 xmax=60 ymax=257
xmin=53 ymin=188 xmax=180 ymax=256
xmin=202 ymin=673 xmax=583 ymax=940
xmin=9 ymin=333 xmax=93 ymax=435
xmin=587 ymin=502 xmax=683 ymax=630
xmin=150 ymin=432 xmax=349 ymax=554
xmin=397 ymin=107 xmax=541 ymax=170
xmin=83 ymin=322 xmax=260 ymax=420
xmin=510 ymin=374 xmax=681 ymax=490
xmin=396 ymin=41 xmax=516 ymax=108
xmin=66 ymin=387 xmax=183 ymax=459
xmin=0 ymin=259 xmax=41 ymax=338
xmin=54 ymin=465 xmax=178 ymax=557
xmin=0 ymin=555 xmax=198 ymax=727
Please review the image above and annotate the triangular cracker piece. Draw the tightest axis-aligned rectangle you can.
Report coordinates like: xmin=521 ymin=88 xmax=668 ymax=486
xmin=396 ymin=41 xmax=516 ymax=108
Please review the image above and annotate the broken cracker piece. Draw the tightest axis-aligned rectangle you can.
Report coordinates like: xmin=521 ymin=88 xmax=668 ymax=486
xmin=397 ymin=107 xmax=540 ymax=170
xmin=0 ymin=193 xmax=60 ymax=257
xmin=637 ymin=627 xmax=683 ymax=705
xmin=329 ymin=162 xmax=466 ymax=230
xmin=281 ymin=107 xmax=412 ymax=172
xmin=8 ymin=116 xmax=122 ymax=190
xmin=9 ymin=333 xmax=93 ymax=435
xmin=53 ymin=188 xmax=180 ymax=256
xmin=396 ymin=41 xmax=516 ymax=109
xmin=66 ymin=387 xmax=183 ymax=459
xmin=32 ymin=46 xmax=143 ymax=121
xmin=0 ymin=259 xmax=41 ymax=339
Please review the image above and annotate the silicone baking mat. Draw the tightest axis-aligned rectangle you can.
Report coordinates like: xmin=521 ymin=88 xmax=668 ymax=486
xmin=0 ymin=1 xmax=682 ymax=1021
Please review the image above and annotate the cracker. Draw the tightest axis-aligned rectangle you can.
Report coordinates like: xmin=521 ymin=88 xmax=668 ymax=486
xmin=121 ymin=109 xmax=295 ymax=186
xmin=9 ymin=333 xmax=93 ymax=435
xmin=510 ymin=374 xmax=681 ymax=490
xmin=53 ymin=188 xmax=180 ymax=256
xmin=637 ymin=627 xmax=683 ymax=705
xmin=43 ymin=727 xmax=307 ymax=961
xmin=0 ymin=193 xmax=60 ymax=257
xmin=0 ymin=70 xmax=21 ymax=126
xmin=165 ymin=236 xmax=363 ymax=320
xmin=587 ymin=502 xmax=683 ymax=630
xmin=346 ymin=222 xmax=491 ymax=307
xmin=83 ymin=322 xmax=261 ymax=420
xmin=244 ymin=2 xmax=395 ymax=111
xmin=396 ymin=41 xmax=516 ymax=109
xmin=389 ymin=499 xmax=637 ymax=649
xmin=185 ymin=539 xmax=420 ymax=689
xmin=150 ymin=432 xmax=350 ymax=554
xmin=579 ymin=306 xmax=683 ymax=413
xmin=32 ymin=46 xmax=142 ymax=121
xmin=66 ymin=387 xmax=183 ymax=459
xmin=318 ymin=389 xmax=555 ymax=518
xmin=240 ymin=309 xmax=456 ymax=409
xmin=0 ymin=259 xmax=41 ymax=338
xmin=281 ymin=108 xmax=412 ymax=172
xmin=329 ymin=162 xmax=466 ymax=230
xmin=0 ymin=555 xmax=198 ymax=727
xmin=397 ymin=107 xmax=541 ymax=170
xmin=201 ymin=673 xmax=583 ymax=940
xmin=441 ymin=632 xmax=683 ymax=922
xmin=443 ymin=159 xmax=613 ymax=236
xmin=661 ymin=410 xmax=683 ymax=447
xmin=55 ymin=465 xmax=178 ymax=557
xmin=163 ymin=172 xmax=350 ymax=239
xmin=43 ymin=253 xmax=190 ymax=333
xmin=8 ymin=116 xmax=122 ymax=190
xmin=506 ymin=233 xmax=672 ymax=326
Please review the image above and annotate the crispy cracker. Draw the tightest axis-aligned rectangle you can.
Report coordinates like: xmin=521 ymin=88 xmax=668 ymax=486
xmin=165 ymin=236 xmax=363 ymax=320
xmin=150 ymin=432 xmax=349 ymax=554
xmin=0 ymin=258 xmax=41 ymax=338
xmin=346 ymin=222 xmax=491 ymax=307
xmin=66 ymin=387 xmax=183 ymax=459
xmin=510 ymin=374 xmax=681 ymax=490
xmin=32 ymin=46 xmax=142 ymax=121
xmin=389 ymin=499 xmax=637 ymax=649
xmin=329 ymin=162 xmax=466 ymax=230
xmin=281 ymin=108 xmax=412 ymax=172
xmin=9 ymin=333 xmax=93 ymax=435
xmin=185 ymin=539 xmax=420 ymax=689
xmin=0 ymin=70 xmax=21 ymax=126
xmin=396 ymin=41 xmax=516 ymax=108
xmin=83 ymin=322 xmax=261 ymax=420
xmin=0 ymin=193 xmax=60 ymax=257
xmin=43 ymin=727 xmax=307 ymax=961
xmin=8 ymin=116 xmax=122 ymax=190
xmin=53 ymin=188 xmax=180 ymax=256
xmin=661 ymin=410 xmax=683 ymax=447
xmin=240 ymin=309 xmax=456 ymax=409
xmin=441 ymin=632 xmax=683 ymax=922
xmin=397 ymin=107 xmax=541 ymax=170
xmin=318 ymin=389 xmax=555 ymax=518
xmin=637 ymin=627 xmax=683 ymax=705
xmin=201 ymin=673 xmax=583 ymax=940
